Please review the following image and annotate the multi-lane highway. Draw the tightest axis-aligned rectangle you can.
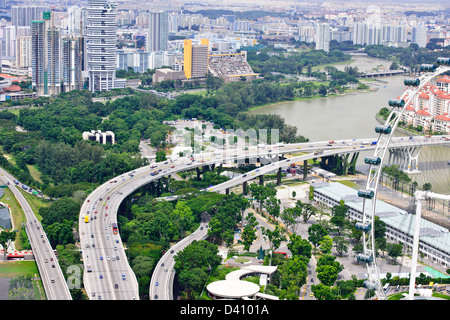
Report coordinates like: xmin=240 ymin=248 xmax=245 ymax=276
xmin=0 ymin=168 xmax=72 ymax=300
xmin=80 ymin=134 xmax=449 ymax=300
xmin=150 ymin=213 xmax=210 ymax=300
xmin=3 ymin=135 xmax=442 ymax=300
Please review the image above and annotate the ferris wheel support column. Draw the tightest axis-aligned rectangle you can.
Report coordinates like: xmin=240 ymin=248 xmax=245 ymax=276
xmin=408 ymin=191 xmax=425 ymax=300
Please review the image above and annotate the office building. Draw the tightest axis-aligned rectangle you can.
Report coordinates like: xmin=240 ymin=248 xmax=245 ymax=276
xmin=147 ymin=11 xmax=168 ymax=52
xmin=85 ymin=0 xmax=117 ymax=92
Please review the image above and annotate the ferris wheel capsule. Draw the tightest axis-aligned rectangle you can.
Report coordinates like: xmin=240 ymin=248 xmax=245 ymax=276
xmin=358 ymin=189 xmax=375 ymax=199
xmin=404 ymin=78 xmax=420 ymax=86
xmin=388 ymin=98 xmax=405 ymax=108
xmin=355 ymin=222 xmax=372 ymax=232
xmin=375 ymin=125 xmax=392 ymax=134
xmin=420 ymin=63 xmax=437 ymax=72
xmin=363 ymin=280 xmax=379 ymax=290
xmin=364 ymin=156 xmax=381 ymax=165
xmin=357 ymin=253 xmax=373 ymax=263
xmin=436 ymin=57 xmax=450 ymax=66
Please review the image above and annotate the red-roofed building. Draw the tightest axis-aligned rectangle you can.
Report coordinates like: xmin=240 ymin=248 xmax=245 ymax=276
xmin=414 ymin=109 xmax=433 ymax=131
xmin=401 ymin=78 xmax=450 ymax=133
xmin=437 ymin=75 xmax=450 ymax=94
xmin=433 ymin=114 xmax=450 ymax=134
xmin=3 ymin=85 xmax=21 ymax=92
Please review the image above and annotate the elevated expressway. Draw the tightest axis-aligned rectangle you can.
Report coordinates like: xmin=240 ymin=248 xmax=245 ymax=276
xmin=0 ymin=167 xmax=72 ymax=300
xmin=80 ymin=135 xmax=449 ymax=300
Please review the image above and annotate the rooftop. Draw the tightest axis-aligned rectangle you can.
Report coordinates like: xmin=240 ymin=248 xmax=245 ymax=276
xmin=313 ymin=182 xmax=450 ymax=255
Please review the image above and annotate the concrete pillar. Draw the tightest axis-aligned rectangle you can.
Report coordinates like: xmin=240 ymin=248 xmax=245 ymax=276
xmin=303 ymin=160 xmax=308 ymax=180
xmin=243 ymin=181 xmax=248 ymax=195
xmin=259 ymin=175 xmax=264 ymax=186
xmin=196 ymin=167 xmax=201 ymax=180
xmin=277 ymin=167 xmax=281 ymax=186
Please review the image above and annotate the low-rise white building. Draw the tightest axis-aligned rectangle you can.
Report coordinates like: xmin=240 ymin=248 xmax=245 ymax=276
xmin=312 ymin=182 xmax=450 ymax=268
xmin=82 ymin=130 xmax=115 ymax=145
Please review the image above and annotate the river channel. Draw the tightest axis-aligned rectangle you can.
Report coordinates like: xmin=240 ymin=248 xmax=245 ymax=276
xmin=250 ymin=54 xmax=449 ymax=195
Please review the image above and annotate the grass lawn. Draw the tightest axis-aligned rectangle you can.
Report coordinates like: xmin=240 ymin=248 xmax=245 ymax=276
xmin=26 ymin=165 xmax=43 ymax=184
xmin=0 ymin=261 xmax=39 ymax=277
xmin=338 ymin=180 xmax=361 ymax=189
xmin=0 ymin=261 xmax=46 ymax=300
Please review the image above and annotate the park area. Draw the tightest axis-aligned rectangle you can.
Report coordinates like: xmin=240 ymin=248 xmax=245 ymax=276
xmin=0 ymin=260 xmax=45 ymax=300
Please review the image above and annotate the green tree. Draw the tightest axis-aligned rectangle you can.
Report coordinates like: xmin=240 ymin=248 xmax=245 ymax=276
xmin=155 ymin=150 xmax=167 ymax=162
xmin=241 ymin=212 xmax=258 ymax=251
xmin=319 ymin=235 xmax=333 ymax=255
xmin=0 ymin=230 xmax=16 ymax=260
xmin=308 ymin=223 xmax=328 ymax=251
xmin=387 ymin=243 xmax=403 ymax=264
xmin=287 ymin=234 xmax=312 ymax=260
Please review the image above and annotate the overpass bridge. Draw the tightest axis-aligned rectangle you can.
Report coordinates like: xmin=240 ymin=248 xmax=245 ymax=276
xmin=0 ymin=168 xmax=72 ymax=300
xmin=78 ymin=133 xmax=449 ymax=300
xmin=358 ymin=69 xmax=405 ymax=78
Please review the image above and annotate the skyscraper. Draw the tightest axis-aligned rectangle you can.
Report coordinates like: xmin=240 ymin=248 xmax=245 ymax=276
xmin=411 ymin=25 xmax=427 ymax=48
xmin=62 ymin=37 xmax=82 ymax=92
xmin=11 ymin=6 xmax=45 ymax=29
xmin=31 ymin=11 xmax=62 ymax=96
xmin=315 ymin=23 xmax=330 ymax=52
xmin=85 ymin=0 xmax=117 ymax=92
xmin=147 ymin=11 xmax=168 ymax=52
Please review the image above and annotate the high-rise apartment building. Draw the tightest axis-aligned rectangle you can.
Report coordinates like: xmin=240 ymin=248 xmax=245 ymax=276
xmin=0 ymin=26 xmax=16 ymax=58
xmin=31 ymin=11 xmax=63 ymax=96
xmin=32 ymin=11 xmax=82 ymax=96
xmin=85 ymin=0 xmax=117 ymax=92
xmin=67 ymin=5 xmax=83 ymax=36
xmin=183 ymin=39 xmax=208 ymax=80
xmin=11 ymin=6 xmax=46 ymax=29
xmin=16 ymin=36 xmax=32 ymax=69
xmin=62 ymin=37 xmax=82 ymax=92
xmin=411 ymin=25 xmax=427 ymax=48
xmin=315 ymin=23 xmax=330 ymax=52
xmin=147 ymin=11 xmax=168 ymax=52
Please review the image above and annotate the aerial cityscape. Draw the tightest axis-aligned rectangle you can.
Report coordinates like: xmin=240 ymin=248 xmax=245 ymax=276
xmin=0 ymin=0 xmax=449 ymax=309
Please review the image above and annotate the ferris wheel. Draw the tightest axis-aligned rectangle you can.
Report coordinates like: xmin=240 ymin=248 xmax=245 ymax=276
xmin=357 ymin=57 xmax=450 ymax=300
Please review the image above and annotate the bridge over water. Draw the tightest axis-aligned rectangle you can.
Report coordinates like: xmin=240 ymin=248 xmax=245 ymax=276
xmin=358 ymin=69 xmax=405 ymax=78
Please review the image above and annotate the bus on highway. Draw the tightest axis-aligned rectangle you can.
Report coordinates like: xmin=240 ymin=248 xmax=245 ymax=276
xmin=112 ymin=222 xmax=118 ymax=235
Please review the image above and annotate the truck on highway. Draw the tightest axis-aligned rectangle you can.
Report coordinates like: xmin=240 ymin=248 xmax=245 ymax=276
xmin=87 ymin=264 xmax=92 ymax=273
xmin=314 ymin=151 xmax=323 ymax=156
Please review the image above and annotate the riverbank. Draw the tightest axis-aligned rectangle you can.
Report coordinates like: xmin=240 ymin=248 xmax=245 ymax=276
xmin=247 ymin=86 xmax=377 ymax=112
